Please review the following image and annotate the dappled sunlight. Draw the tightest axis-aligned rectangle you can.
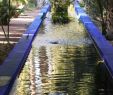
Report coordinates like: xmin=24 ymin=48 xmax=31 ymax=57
xmin=33 ymin=14 xmax=91 ymax=47
xmin=0 ymin=8 xmax=38 ymax=44
xmin=11 ymin=17 xmax=34 ymax=23
xmin=68 ymin=4 xmax=76 ymax=18
xmin=0 ymin=8 xmax=39 ymax=64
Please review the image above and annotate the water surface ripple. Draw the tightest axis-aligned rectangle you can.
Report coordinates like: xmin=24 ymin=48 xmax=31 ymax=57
xmin=11 ymin=13 xmax=113 ymax=95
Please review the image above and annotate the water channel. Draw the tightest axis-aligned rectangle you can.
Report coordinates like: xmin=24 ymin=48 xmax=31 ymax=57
xmin=11 ymin=12 xmax=113 ymax=95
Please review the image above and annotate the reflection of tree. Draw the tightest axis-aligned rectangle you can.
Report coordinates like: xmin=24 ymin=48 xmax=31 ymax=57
xmin=45 ymin=43 xmax=103 ymax=95
xmin=46 ymin=45 xmax=75 ymax=94
xmin=73 ymin=45 xmax=100 ymax=95
xmin=95 ymin=61 xmax=113 ymax=94
xmin=14 ymin=50 xmax=37 ymax=95
xmin=30 ymin=49 xmax=36 ymax=95
xmin=38 ymin=46 xmax=48 ymax=83
xmin=14 ymin=42 xmax=110 ymax=95
xmin=33 ymin=46 xmax=49 ymax=94
xmin=15 ymin=53 xmax=31 ymax=95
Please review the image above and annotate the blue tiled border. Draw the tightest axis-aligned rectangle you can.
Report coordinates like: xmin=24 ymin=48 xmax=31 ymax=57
xmin=0 ymin=4 xmax=50 ymax=95
xmin=74 ymin=2 xmax=113 ymax=78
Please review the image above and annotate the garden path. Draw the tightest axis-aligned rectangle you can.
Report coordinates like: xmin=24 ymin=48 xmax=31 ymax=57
xmin=0 ymin=8 xmax=39 ymax=43
xmin=0 ymin=8 xmax=39 ymax=63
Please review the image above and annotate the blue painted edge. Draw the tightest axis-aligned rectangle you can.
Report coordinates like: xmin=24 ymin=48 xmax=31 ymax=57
xmin=0 ymin=4 xmax=51 ymax=95
xmin=74 ymin=2 xmax=113 ymax=78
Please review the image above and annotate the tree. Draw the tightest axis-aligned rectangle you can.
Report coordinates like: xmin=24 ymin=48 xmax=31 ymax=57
xmin=0 ymin=0 xmax=28 ymax=44
xmin=82 ymin=0 xmax=113 ymax=40
xmin=105 ymin=0 xmax=113 ymax=40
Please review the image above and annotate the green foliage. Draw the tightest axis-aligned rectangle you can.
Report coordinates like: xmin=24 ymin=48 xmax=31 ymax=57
xmin=78 ymin=1 xmax=85 ymax=7
xmin=50 ymin=0 xmax=71 ymax=24
xmin=26 ymin=0 xmax=37 ymax=9
xmin=0 ymin=0 xmax=27 ymax=25
xmin=83 ymin=0 xmax=108 ymax=35
xmin=52 ymin=14 xmax=69 ymax=24
xmin=0 ymin=0 xmax=28 ymax=44
xmin=0 ymin=3 xmax=16 ymax=25
xmin=0 ymin=0 xmax=26 ymax=44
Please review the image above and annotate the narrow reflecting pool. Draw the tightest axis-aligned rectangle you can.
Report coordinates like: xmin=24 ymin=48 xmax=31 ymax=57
xmin=10 ymin=13 xmax=113 ymax=95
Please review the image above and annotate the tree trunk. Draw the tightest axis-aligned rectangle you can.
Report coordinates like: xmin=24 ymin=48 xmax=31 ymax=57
xmin=106 ymin=0 xmax=113 ymax=40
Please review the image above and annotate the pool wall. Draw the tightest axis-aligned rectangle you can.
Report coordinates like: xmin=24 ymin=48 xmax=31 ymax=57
xmin=0 ymin=4 xmax=50 ymax=95
xmin=74 ymin=1 xmax=113 ymax=78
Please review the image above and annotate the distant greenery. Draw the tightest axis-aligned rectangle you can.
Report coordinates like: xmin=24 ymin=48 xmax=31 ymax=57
xmin=50 ymin=0 xmax=71 ymax=24
xmin=0 ymin=3 xmax=16 ymax=25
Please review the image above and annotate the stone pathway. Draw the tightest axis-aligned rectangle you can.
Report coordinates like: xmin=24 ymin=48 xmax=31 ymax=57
xmin=0 ymin=8 xmax=39 ymax=43
xmin=0 ymin=8 xmax=39 ymax=63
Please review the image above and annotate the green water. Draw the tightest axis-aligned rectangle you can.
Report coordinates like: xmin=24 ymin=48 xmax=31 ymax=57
xmin=10 ymin=13 xmax=113 ymax=95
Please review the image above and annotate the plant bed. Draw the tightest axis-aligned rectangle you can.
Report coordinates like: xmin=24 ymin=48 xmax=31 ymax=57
xmin=0 ymin=43 xmax=14 ymax=64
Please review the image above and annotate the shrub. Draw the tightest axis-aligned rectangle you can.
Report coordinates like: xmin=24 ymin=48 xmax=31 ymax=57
xmin=0 ymin=2 xmax=16 ymax=25
xmin=50 ymin=0 xmax=70 ymax=24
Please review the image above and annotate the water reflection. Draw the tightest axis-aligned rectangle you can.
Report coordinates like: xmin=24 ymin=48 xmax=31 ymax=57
xmin=10 ymin=13 xmax=113 ymax=95
xmin=14 ymin=59 xmax=31 ymax=95
xmin=95 ymin=62 xmax=113 ymax=94
xmin=32 ymin=44 xmax=99 ymax=95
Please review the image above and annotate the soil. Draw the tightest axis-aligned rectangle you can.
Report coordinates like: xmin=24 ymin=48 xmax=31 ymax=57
xmin=0 ymin=44 xmax=14 ymax=64
xmin=0 ymin=8 xmax=39 ymax=63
